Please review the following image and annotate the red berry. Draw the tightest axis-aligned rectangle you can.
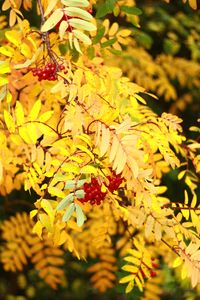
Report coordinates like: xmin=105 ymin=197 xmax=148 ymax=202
xmin=150 ymin=271 xmax=157 ymax=277
xmin=59 ymin=64 xmax=65 ymax=70
xmin=88 ymin=9 xmax=93 ymax=14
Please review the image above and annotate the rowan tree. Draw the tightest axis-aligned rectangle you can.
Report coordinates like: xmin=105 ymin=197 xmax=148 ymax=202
xmin=0 ymin=0 xmax=199 ymax=299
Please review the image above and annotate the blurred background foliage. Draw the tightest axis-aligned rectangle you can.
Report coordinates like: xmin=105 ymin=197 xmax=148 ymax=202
xmin=0 ymin=0 xmax=199 ymax=299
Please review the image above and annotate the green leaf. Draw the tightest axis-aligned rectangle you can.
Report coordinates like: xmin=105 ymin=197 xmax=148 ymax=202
xmin=56 ymin=193 xmax=74 ymax=211
xmin=134 ymin=31 xmax=153 ymax=49
xmin=75 ymin=204 xmax=85 ymax=227
xmin=64 ymin=7 xmax=93 ymax=21
xmin=92 ymin=26 xmax=105 ymax=44
xmin=96 ymin=0 xmax=117 ymax=18
xmin=101 ymin=37 xmax=117 ymax=48
xmin=87 ymin=46 xmax=95 ymax=59
xmin=59 ymin=43 xmax=69 ymax=55
xmin=109 ymin=48 xmax=123 ymax=56
xmin=121 ymin=6 xmax=142 ymax=16
xmin=65 ymin=179 xmax=86 ymax=189
xmin=74 ymin=189 xmax=85 ymax=199
xmin=163 ymin=38 xmax=180 ymax=55
xmin=61 ymin=0 xmax=89 ymax=7
xmin=69 ymin=18 xmax=96 ymax=31
xmin=62 ymin=203 xmax=75 ymax=222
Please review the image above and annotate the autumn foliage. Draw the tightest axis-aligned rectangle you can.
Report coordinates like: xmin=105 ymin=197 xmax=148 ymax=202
xmin=0 ymin=0 xmax=199 ymax=299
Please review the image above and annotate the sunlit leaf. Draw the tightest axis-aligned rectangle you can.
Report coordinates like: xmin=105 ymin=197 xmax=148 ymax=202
xmin=41 ymin=9 xmax=64 ymax=32
xmin=62 ymin=203 xmax=75 ymax=222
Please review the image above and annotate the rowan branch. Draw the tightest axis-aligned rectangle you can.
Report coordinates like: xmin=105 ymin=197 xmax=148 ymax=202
xmin=37 ymin=0 xmax=59 ymax=68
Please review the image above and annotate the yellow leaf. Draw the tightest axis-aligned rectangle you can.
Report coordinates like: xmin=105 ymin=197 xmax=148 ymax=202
xmin=15 ymin=101 xmax=25 ymax=126
xmin=6 ymin=91 xmax=12 ymax=103
xmin=76 ymin=144 xmax=94 ymax=160
xmin=191 ymin=194 xmax=197 ymax=208
xmin=0 ymin=61 xmax=10 ymax=74
xmin=61 ymin=163 xmax=80 ymax=174
xmin=9 ymin=9 xmax=17 ymax=27
xmin=26 ymin=123 xmax=38 ymax=144
xmin=145 ymin=215 xmax=155 ymax=237
xmin=0 ymin=77 xmax=8 ymax=87
xmin=30 ymin=209 xmax=38 ymax=219
xmin=109 ymin=135 xmax=119 ymax=163
xmin=122 ymin=265 xmax=138 ymax=273
xmin=0 ymin=160 xmax=3 ymax=184
xmin=2 ymin=0 xmax=11 ymax=11
xmin=173 ymin=257 xmax=182 ymax=268
xmin=178 ymin=170 xmax=186 ymax=180
xmin=59 ymin=20 xmax=69 ymax=40
xmin=39 ymin=111 xmax=54 ymax=122
xmin=124 ymin=256 xmax=141 ymax=266
xmin=73 ymin=37 xmax=82 ymax=54
xmin=100 ymin=124 xmax=110 ymax=157
xmin=41 ymin=199 xmax=55 ymax=226
xmin=73 ymin=29 xmax=92 ymax=45
xmin=48 ymin=187 xmax=66 ymax=198
xmin=116 ymin=148 xmax=126 ymax=174
xmin=119 ymin=274 xmax=135 ymax=284
xmin=76 ymin=134 xmax=92 ymax=147
xmin=154 ymin=221 xmax=162 ymax=241
xmin=39 ymin=213 xmax=52 ymax=232
xmin=81 ymin=165 xmax=97 ymax=174
xmin=41 ymin=9 xmax=63 ymax=32
xmin=44 ymin=0 xmax=59 ymax=17
xmin=28 ymin=99 xmax=41 ymax=121
xmin=4 ymin=110 xmax=15 ymax=133
xmin=10 ymin=133 xmax=23 ymax=145
xmin=5 ymin=30 xmax=21 ymax=47
xmin=134 ymin=94 xmax=146 ymax=105
xmin=32 ymin=221 xmax=43 ymax=238
xmin=181 ymin=265 xmax=188 ymax=280
xmin=125 ymin=280 xmax=134 ymax=293
xmin=135 ymin=276 xmax=143 ymax=292
xmin=19 ymin=127 xmax=32 ymax=143
xmin=118 ymin=29 xmax=131 ymax=37
xmin=57 ymin=231 xmax=68 ymax=246
xmin=0 ymin=45 xmax=14 ymax=57
xmin=109 ymin=22 xmax=119 ymax=36
xmin=188 ymin=0 xmax=197 ymax=9
xmin=20 ymin=42 xmax=32 ymax=58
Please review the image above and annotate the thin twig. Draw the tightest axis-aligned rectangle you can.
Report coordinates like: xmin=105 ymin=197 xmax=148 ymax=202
xmin=37 ymin=0 xmax=59 ymax=68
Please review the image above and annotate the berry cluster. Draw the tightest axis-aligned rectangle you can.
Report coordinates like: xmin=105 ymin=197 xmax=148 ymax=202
xmin=106 ymin=171 xmax=124 ymax=193
xmin=78 ymin=171 xmax=123 ymax=206
xmin=79 ymin=178 xmax=106 ymax=206
xmin=29 ymin=63 xmax=65 ymax=81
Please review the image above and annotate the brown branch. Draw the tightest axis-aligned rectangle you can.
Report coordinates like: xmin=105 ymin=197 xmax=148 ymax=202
xmin=37 ymin=0 xmax=59 ymax=68
xmin=162 ymin=202 xmax=200 ymax=211
xmin=161 ymin=238 xmax=180 ymax=256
